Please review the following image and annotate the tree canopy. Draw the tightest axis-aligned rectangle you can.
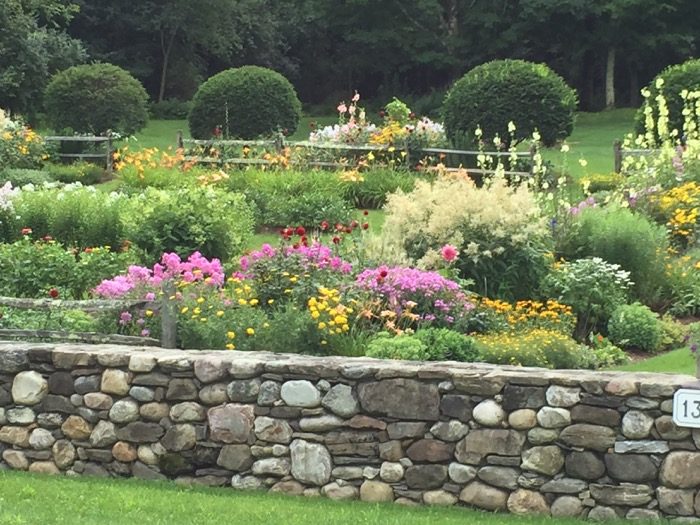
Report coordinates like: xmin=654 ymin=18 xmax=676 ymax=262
xmin=3 ymin=0 xmax=699 ymax=115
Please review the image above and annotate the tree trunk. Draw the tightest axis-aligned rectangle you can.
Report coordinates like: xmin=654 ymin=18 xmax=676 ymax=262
xmin=605 ymin=47 xmax=616 ymax=109
xmin=158 ymin=30 xmax=177 ymax=103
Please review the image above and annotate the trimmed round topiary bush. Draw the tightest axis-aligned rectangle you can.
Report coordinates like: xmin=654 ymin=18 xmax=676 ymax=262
xmin=188 ymin=66 xmax=301 ymax=139
xmin=442 ymin=59 xmax=577 ymax=147
xmin=44 ymin=63 xmax=149 ymax=135
xmin=634 ymin=59 xmax=700 ymax=139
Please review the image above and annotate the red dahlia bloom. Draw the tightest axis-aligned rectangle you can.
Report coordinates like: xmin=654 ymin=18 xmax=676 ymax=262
xmin=49 ymin=288 xmax=59 ymax=299
xmin=295 ymin=226 xmax=306 ymax=236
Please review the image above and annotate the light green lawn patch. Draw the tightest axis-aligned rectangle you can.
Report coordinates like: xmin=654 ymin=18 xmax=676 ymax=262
xmin=128 ymin=116 xmax=338 ymax=150
xmin=0 ymin=472 xmax=618 ymax=525
xmin=612 ymin=347 xmax=697 ymax=376
xmin=543 ymin=109 xmax=635 ymax=181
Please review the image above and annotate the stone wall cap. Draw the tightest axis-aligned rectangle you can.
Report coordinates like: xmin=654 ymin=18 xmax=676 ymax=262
xmin=0 ymin=343 xmax=695 ymax=385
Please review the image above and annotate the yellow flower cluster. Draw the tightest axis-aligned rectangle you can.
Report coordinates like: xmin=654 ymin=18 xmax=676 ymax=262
xmin=474 ymin=329 xmax=579 ymax=368
xmin=479 ymin=297 xmax=575 ymax=334
xmin=369 ymin=121 xmax=407 ymax=145
xmin=307 ymin=287 xmax=353 ymax=337
xmin=656 ymin=182 xmax=700 ymax=243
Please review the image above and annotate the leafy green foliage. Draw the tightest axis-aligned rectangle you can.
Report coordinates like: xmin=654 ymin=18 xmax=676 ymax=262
xmin=44 ymin=63 xmax=149 ymax=134
xmin=557 ymin=206 xmax=669 ymax=304
xmin=12 ymin=187 xmax=125 ymax=249
xmin=413 ymin=328 xmax=479 ymax=362
xmin=45 ymin=162 xmax=104 ymax=185
xmin=188 ymin=66 xmax=301 ymax=139
xmin=365 ymin=332 xmax=429 ymax=360
xmin=124 ymin=187 xmax=254 ymax=261
xmin=0 ymin=239 xmax=134 ymax=298
xmin=608 ymin=303 xmax=663 ymax=352
xmin=635 ymin=58 xmax=700 ymax=138
xmin=442 ymin=59 xmax=577 ymax=147
xmin=341 ymin=169 xmax=417 ymax=209
xmin=0 ymin=169 xmax=52 ymax=187
xmin=149 ymin=99 xmax=193 ymax=120
xmin=226 ymin=169 xmax=351 ymax=227
xmin=543 ymin=257 xmax=632 ymax=339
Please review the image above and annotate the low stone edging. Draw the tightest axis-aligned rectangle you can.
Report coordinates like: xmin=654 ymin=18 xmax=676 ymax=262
xmin=1 ymin=342 xmax=699 ymax=521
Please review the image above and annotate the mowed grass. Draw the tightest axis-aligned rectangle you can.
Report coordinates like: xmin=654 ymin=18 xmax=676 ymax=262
xmin=611 ymin=347 xmax=698 ymax=376
xmin=542 ymin=109 xmax=636 ymax=180
xmin=128 ymin=115 xmax=338 ymax=150
xmin=0 ymin=472 xmax=616 ymax=525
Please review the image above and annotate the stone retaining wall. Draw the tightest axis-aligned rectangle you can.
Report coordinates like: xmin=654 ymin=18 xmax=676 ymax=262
xmin=1 ymin=342 xmax=700 ymax=521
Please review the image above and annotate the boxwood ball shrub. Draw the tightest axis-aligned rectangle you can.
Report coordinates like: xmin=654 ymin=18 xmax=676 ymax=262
xmin=442 ymin=59 xmax=577 ymax=147
xmin=44 ymin=63 xmax=149 ymax=135
xmin=635 ymin=58 xmax=700 ymax=139
xmin=189 ymin=66 xmax=301 ymax=139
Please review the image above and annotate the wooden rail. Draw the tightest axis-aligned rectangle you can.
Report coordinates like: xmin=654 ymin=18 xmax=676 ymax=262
xmin=176 ymin=131 xmax=536 ymax=174
xmin=44 ymin=132 xmax=114 ymax=174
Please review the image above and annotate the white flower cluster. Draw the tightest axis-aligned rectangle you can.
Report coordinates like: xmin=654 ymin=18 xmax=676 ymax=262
xmin=309 ymin=122 xmax=379 ymax=145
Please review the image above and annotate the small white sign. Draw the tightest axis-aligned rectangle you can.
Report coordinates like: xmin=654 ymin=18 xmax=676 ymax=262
xmin=673 ymin=388 xmax=700 ymax=428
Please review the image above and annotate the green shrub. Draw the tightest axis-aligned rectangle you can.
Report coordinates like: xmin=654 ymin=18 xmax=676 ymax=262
xmin=0 ymin=169 xmax=53 ymax=187
xmin=124 ymin=187 xmax=254 ymax=261
xmin=12 ymin=186 xmax=125 ymax=249
xmin=543 ymin=257 xmax=633 ymax=339
xmin=583 ymin=335 xmax=630 ymax=369
xmin=0 ymin=239 xmax=133 ymax=298
xmin=475 ymin=329 xmax=583 ymax=369
xmin=365 ymin=329 xmax=479 ymax=362
xmin=557 ymin=206 xmax=669 ymax=304
xmin=442 ymin=59 xmax=577 ymax=147
xmin=149 ymin=99 xmax=192 ymax=120
xmin=608 ymin=303 xmax=663 ymax=353
xmin=634 ymin=59 xmax=700 ymax=139
xmin=189 ymin=66 xmax=301 ymax=139
xmin=413 ymin=328 xmax=479 ymax=362
xmin=365 ymin=332 xmax=429 ymax=361
xmin=44 ymin=162 xmax=104 ymax=185
xmin=0 ymin=308 xmax=99 ymax=332
xmin=226 ymin=170 xmax=352 ymax=227
xmin=342 ymin=169 xmax=417 ymax=209
xmin=44 ymin=63 xmax=149 ymax=135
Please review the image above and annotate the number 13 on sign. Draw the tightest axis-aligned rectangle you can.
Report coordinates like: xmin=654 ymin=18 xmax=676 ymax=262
xmin=673 ymin=389 xmax=700 ymax=428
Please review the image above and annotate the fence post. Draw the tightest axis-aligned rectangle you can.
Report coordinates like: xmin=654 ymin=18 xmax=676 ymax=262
xmin=160 ymin=282 xmax=177 ymax=349
xmin=275 ymin=131 xmax=285 ymax=154
xmin=529 ymin=144 xmax=537 ymax=176
xmin=106 ymin=130 xmax=114 ymax=175
xmin=176 ymin=130 xmax=184 ymax=149
xmin=613 ymin=140 xmax=622 ymax=173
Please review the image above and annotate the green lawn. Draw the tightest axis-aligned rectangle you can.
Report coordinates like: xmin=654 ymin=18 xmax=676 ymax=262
xmin=0 ymin=472 xmax=614 ymax=525
xmin=611 ymin=347 xmax=698 ymax=376
xmin=128 ymin=115 xmax=338 ymax=150
xmin=543 ymin=109 xmax=635 ymax=180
